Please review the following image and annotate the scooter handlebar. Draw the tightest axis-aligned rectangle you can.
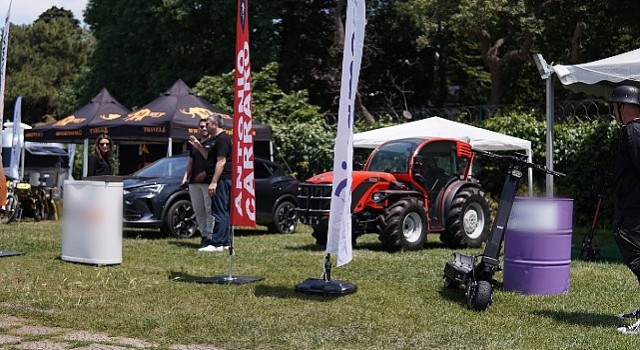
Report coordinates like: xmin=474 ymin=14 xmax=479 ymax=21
xmin=473 ymin=149 xmax=565 ymax=177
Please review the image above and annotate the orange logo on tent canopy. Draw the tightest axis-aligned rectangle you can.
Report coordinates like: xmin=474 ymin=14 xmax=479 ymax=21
xmin=100 ymin=113 xmax=122 ymax=120
xmin=124 ymin=109 xmax=166 ymax=122
xmin=54 ymin=115 xmax=86 ymax=126
xmin=180 ymin=107 xmax=214 ymax=119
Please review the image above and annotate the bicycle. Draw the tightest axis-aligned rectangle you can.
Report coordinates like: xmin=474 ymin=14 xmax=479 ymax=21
xmin=1 ymin=178 xmax=20 ymax=224
xmin=33 ymin=174 xmax=57 ymax=221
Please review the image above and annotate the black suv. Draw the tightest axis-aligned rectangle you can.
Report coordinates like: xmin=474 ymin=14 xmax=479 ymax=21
xmin=123 ymin=154 xmax=299 ymax=237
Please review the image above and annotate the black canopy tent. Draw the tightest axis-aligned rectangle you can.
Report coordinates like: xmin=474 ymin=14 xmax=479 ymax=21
xmin=24 ymin=88 xmax=131 ymax=143
xmin=24 ymin=88 xmax=132 ymax=177
xmin=24 ymin=81 xmax=274 ymax=175
xmin=99 ymin=79 xmax=272 ymax=143
xmin=101 ymin=79 xmax=273 ymax=173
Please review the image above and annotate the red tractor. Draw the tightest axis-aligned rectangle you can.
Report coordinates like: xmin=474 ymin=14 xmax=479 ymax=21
xmin=296 ymin=137 xmax=491 ymax=251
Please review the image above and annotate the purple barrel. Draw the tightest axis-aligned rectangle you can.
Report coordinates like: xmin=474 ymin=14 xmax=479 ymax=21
xmin=503 ymin=197 xmax=573 ymax=295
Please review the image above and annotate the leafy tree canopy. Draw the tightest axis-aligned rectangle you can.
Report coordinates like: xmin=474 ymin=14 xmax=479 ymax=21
xmin=3 ymin=7 xmax=90 ymax=124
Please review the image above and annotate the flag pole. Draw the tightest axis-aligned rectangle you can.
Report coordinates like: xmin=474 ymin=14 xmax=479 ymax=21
xmin=295 ymin=0 xmax=365 ymax=296
xmin=197 ymin=0 xmax=262 ymax=285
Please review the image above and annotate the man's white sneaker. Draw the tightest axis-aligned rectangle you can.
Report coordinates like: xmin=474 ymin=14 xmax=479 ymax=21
xmin=198 ymin=245 xmax=223 ymax=252
xmin=618 ymin=307 xmax=640 ymax=320
xmin=617 ymin=319 xmax=640 ymax=334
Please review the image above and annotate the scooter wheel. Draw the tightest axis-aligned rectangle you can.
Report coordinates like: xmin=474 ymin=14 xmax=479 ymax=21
xmin=443 ymin=276 xmax=459 ymax=289
xmin=466 ymin=280 xmax=492 ymax=311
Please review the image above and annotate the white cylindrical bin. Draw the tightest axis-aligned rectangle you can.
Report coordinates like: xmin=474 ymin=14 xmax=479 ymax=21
xmin=61 ymin=180 xmax=123 ymax=265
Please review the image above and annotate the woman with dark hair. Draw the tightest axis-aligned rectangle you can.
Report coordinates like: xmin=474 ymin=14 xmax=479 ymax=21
xmin=87 ymin=134 xmax=114 ymax=177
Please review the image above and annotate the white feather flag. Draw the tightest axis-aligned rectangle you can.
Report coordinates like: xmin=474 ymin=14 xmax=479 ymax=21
xmin=326 ymin=0 xmax=366 ymax=267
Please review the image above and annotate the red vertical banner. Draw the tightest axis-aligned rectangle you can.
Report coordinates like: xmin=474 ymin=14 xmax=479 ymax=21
xmin=231 ymin=0 xmax=256 ymax=227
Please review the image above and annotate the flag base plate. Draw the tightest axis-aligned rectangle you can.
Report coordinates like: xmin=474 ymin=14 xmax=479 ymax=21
xmin=196 ymin=275 xmax=264 ymax=285
xmin=0 ymin=250 xmax=22 ymax=258
xmin=295 ymin=278 xmax=357 ymax=296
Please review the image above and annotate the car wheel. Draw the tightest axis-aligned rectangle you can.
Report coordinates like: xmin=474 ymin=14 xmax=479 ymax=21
xmin=162 ymin=199 xmax=197 ymax=238
xmin=267 ymin=200 xmax=298 ymax=234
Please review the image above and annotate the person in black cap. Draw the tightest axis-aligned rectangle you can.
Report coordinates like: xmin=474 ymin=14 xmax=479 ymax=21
xmin=609 ymin=85 xmax=640 ymax=334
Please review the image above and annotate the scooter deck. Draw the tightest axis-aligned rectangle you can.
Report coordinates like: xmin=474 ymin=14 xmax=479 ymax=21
xmin=444 ymin=253 xmax=476 ymax=284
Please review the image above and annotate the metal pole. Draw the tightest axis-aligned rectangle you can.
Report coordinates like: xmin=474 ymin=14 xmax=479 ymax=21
xmin=82 ymin=138 xmax=88 ymax=178
xmin=545 ymin=76 xmax=554 ymax=197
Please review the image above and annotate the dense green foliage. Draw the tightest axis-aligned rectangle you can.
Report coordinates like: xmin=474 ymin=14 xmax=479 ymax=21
xmin=193 ymin=62 xmax=335 ymax=179
xmin=83 ymin=0 xmax=282 ymax=108
xmin=475 ymin=111 xmax=619 ymax=227
xmin=4 ymin=8 xmax=91 ymax=124
xmin=5 ymin=1 xmax=640 ymax=124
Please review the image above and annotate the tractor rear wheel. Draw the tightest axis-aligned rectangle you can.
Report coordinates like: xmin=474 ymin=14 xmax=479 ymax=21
xmin=441 ymin=187 xmax=490 ymax=248
xmin=380 ymin=197 xmax=427 ymax=251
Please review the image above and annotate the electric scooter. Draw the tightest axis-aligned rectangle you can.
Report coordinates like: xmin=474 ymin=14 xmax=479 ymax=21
xmin=443 ymin=150 xmax=565 ymax=311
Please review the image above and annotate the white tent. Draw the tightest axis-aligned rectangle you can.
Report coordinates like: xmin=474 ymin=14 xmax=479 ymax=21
xmin=553 ymin=48 xmax=640 ymax=98
xmin=354 ymin=116 xmax=531 ymax=152
xmin=353 ymin=116 xmax=533 ymax=193
xmin=533 ymin=49 xmax=640 ymax=196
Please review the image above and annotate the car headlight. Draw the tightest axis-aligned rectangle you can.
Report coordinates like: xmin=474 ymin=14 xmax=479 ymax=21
xmin=128 ymin=184 xmax=165 ymax=194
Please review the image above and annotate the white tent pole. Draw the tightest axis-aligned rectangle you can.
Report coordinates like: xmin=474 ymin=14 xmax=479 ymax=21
xmin=545 ymin=75 xmax=554 ymax=197
xmin=82 ymin=138 xmax=88 ymax=178
xmin=167 ymin=137 xmax=173 ymax=157
xmin=532 ymin=54 xmax=555 ymax=197
xmin=527 ymin=150 xmax=533 ymax=196
xmin=19 ymin=140 xmax=24 ymax=181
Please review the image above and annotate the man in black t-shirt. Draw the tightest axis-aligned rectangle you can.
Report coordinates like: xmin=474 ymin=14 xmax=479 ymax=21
xmin=197 ymin=114 xmax=232 ymax=252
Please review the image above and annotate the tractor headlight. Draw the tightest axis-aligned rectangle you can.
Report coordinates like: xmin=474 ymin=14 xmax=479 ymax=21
xmin=372 ymin=192 xmax=384 ymax=203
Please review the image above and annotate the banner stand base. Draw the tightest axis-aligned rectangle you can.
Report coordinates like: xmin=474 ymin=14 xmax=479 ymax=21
xmin=0 ymin=250 xmax=22 ymax=258
xmin=197 ymin=275 xmax=264 ymax=285
xmin=295 ymin=278 xmax=357 ymax=296
xmin=294 ymin=253 xmax=357 ymax=296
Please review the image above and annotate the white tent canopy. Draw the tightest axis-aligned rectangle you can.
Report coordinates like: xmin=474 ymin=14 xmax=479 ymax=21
xmin=353 ymin=116 xmax=533 ymax=193
xmin=553 ymin=48 xmax=640 ymax=98
xmin=353 ymin=116 xmax=531 ymax=153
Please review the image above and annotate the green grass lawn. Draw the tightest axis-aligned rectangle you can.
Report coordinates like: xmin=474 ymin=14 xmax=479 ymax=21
xmin=0 ymin=221 xmax=637 ymax=349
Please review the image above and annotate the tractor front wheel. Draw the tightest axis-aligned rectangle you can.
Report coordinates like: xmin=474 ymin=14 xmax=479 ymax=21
xmin=380 ymin=197 xmax=427 ymax=252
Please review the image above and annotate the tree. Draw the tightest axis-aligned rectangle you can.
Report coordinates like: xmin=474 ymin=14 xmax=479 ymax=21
xmin=4 ymin=7 xmax=90 ymax=124
xmin=83 ymin=0 xmax=282 ymax=108
xmin=194 ymin=62 xmax=334 ymax=179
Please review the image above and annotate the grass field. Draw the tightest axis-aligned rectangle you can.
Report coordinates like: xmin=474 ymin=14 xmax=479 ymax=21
xmin=0 ymin=220 xmax=637 ymax=349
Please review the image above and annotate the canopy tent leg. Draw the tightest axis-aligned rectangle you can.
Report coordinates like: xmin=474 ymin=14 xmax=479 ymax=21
xmin=82 ymin=138 xmax=89 ymax=178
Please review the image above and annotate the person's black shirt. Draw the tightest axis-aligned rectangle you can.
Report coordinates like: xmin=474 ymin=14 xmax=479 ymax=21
xmin=87 ymin=154 xmax=112 ymax=177
xmin=614 ymin=120 xmax=640 ymax=216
